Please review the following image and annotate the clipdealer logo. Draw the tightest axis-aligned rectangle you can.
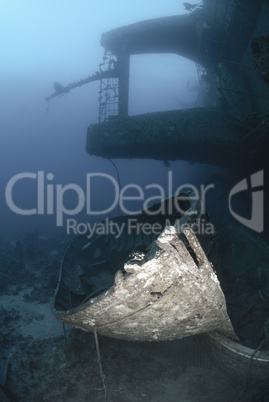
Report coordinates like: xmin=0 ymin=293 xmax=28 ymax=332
xmin=5 ymin=171 xmax=212 ymax=227
xmin=4 ymin=169 xmax=264 ymax=234
xmin=228 ymin=170 xmax=264 ymax=233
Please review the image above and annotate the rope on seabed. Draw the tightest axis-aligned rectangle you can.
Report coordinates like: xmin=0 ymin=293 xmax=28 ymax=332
xmin=94 ymin=328 xmax=107 ymax=397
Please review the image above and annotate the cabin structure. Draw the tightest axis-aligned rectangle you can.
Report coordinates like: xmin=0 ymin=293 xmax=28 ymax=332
xmin=46 ymin=0 xmax=269 ymax=170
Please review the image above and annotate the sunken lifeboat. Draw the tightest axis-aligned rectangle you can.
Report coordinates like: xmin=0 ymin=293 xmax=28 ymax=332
xmin=53 ymin=193 xmax=236 ymax=341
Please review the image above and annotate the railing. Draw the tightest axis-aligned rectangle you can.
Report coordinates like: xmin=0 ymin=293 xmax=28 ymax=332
xmin=98 ymin=51 xmax=119 ymax=123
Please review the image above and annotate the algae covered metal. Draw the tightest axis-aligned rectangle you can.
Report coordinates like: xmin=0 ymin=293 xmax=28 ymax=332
xmin=53 ymin=194 xmax=236 ymax=341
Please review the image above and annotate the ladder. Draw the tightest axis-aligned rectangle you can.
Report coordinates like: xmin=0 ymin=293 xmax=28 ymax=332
xmin=98 ymin=51 xmax=119 ymax=123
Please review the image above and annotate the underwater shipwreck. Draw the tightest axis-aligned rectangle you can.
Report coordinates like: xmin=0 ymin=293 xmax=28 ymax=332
xmin=46 ymin=0 xmax=269 ymax=390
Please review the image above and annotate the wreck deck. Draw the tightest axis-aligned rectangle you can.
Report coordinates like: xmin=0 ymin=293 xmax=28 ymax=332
xmin=86 ymin=108 xmax=249 ymax=167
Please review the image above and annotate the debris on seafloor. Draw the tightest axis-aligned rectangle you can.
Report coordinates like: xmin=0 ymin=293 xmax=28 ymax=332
xmin=0 ymin=348 xmax=17 ymax=402
xmin=215 ymin=224 xmax=269 ymax=350
xmin=202 ymin=224 xmax=269 ymax=385
xmin=53 ymin=193 xmax=237 ymax=342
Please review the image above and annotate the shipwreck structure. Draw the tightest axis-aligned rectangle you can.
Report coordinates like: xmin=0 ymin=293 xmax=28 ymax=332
xmin=53 ymin=194 xmax=237 ymax=342
xmin=46 ymin=0 xmax=269 ymax=170
xmin=50 ymin=1 xmax=269 ymax=384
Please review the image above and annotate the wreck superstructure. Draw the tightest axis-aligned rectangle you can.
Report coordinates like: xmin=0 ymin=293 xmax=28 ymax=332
xmin=85 ymin=0 xmax=268 ymax=169
xmin=45 ymin=0 xmax=269 ymax=169
xmin=50 ymin=1 xmax=269 ymax=385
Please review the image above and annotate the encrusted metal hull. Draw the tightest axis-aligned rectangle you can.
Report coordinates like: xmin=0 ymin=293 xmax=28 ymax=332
xmin=53 ymin=194 xmax=236 ymax=342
